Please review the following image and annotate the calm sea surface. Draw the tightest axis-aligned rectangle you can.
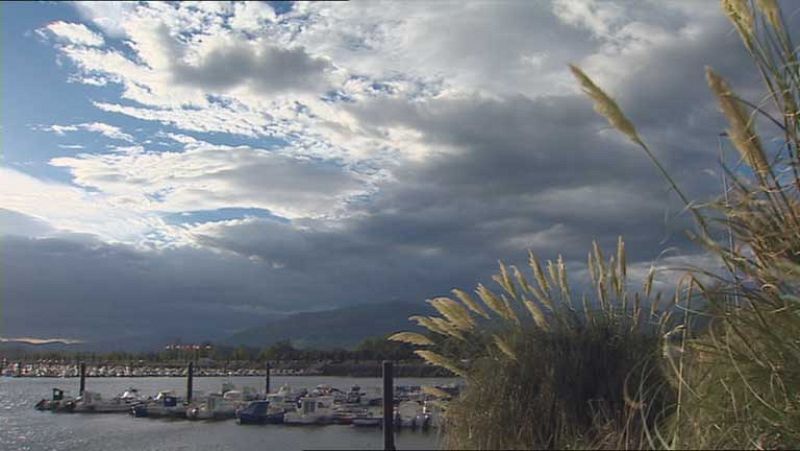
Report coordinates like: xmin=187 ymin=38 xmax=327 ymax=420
xmin=0 ymin=376 xmax=455 ymax=451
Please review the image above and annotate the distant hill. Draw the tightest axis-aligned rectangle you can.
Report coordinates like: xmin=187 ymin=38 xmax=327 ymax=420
xmin=224 ymin=301 xmax=433 ymax=349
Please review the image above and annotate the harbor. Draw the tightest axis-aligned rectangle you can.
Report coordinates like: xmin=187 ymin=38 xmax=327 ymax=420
xmin=15 ymin=362 xmax=458 ymax=450
xmin=4 ymin=374 xmax=457 ymax=451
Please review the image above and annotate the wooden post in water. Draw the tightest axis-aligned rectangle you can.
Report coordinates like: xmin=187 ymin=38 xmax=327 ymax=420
xmin=79 ymin=362 xmax=86 ymax=395
xmin=186 ymin=362 xmax=194 ymax=403
xmin=265 ymin=361 xmax=271 ymax=395
xmin=382 ymin=360 xmax=395 ymax=451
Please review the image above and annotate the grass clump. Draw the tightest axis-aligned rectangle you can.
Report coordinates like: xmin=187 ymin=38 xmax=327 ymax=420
xmin=392 ymin=240 xmax=678 ymax=449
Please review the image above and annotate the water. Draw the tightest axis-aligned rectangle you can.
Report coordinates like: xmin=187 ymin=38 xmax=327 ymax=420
xmin=0 ymin=376 xmax=455 ymax=451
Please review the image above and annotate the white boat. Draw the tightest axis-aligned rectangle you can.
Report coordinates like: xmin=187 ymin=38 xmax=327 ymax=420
xmin=132 ymin=391 xmax=185 ymax=418
xmin=186 ymin=393 xmax=239 ymax=420
xmin=283 ymin=396 xmax=337 ymax=425
xmin=394 ymin=400 xmax=430 ymax=429
xmin=265 ymin=384 xmax=303 ymax=412
xmin=72 ymin=388 xmax=143 ymax=413
xmin=186 ymin=384 xmax=249 ymax=420
xmin=422 ymin=400 xmax=442 ymax=429
xmin=351 ymin=406 xmax=383 ymax=427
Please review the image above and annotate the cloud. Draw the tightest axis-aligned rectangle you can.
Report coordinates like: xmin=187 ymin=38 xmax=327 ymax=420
xmin=49 ymin=141 xmax=370 ymax=220
xmin=44 ymin=122 xmax=134 ymax=142
xmin=6 ymin=0 xmax=785 ymax=346
xmin=0 ymin=167 xmax=165 ymax=244
xmin=72 ymin=1 xmax=138 ymax=38
xmin=171 ymin=39 xmax=331 ymax=94
xmin=38 ymin=21 xmax=104 ymax=47
xmin=0 ymin=337 xmax=84 ymax=345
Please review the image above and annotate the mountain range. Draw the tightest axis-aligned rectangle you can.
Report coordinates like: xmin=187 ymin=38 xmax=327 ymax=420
xmin=223 ymin=301 xmax=433 ymax=349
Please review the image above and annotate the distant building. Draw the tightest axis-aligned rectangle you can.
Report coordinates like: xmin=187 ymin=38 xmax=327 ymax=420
xmin=164 ymin=343 xmax=213 ymax=351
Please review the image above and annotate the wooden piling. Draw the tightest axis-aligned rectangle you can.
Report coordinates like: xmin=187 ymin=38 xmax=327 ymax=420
xmin=79 ymin=362 xmax=86 ymax=394
xmin=186 ymin=362 xmax=194 ymax=403
xmin=382 ymin=360 xmax=395 ymax=451
xmin=265 ymin=361 xmax=271 ymax=395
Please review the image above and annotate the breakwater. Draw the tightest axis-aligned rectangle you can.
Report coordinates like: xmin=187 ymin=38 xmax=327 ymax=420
xmin=1 ymin=361 xmax=448 ymax=378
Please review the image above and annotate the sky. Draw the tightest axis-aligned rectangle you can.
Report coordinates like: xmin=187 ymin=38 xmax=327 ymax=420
xmin=0 ymin=1 xmax=787 ymax=348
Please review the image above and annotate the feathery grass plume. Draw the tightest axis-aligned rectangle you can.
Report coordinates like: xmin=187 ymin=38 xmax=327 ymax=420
xmin=388 ymin=331 xmax=434 ymax=346
xmin=569 ymin=64 xmax=642 ymax=146
xmin=592 ymin=240 xmax=607 ymax=276
xmin=644 ymin=265 xmax=656 ymax=298
xmin=414 ymin=350 xmax=466 ymax=378
xmin=493 ymin=261 xmax=518 ymax=300
xmin=409 ymin=315 xmax=451 ymax=337
xmin=756 ymin=0 xmax=783 ymax=31
xmin=588 ymin=251 xmax=599 ymax=286
xmin=421 ymin=385 xmax=452 ymax=399
xmin=722 ymin=0 xmax=755 ymax=48
xmin=511 ymin=265 xmax=533 ymax=295
xmin=547 ymin=259 xmax=560 ymax=290
xmin=529 ymin=250 xmax=551 ymax=291
xmin=556 ymin=255 xmax=573 ymax=308
xmin=476 ymin=283 xmax=514 ymax=322
xmin=529 ymin=252 xmax=556 ymax=312
xmin=430 ymin=316 xmax=466 ymax=340
xmin=617 ymin=236 xmax=627 ymax=283
xmin=500 ymin=294 xmax=522 ymax=326
xmin=523 ymin=298 xmax=549 ymax=330
xmin=493 ymin=334 xmax=518 ymax=361
xmin=706 ymin=67 xmax=770 ymax=179
xmin=428 ymin=297 xmax=475 ymax=331
xmin=452 ymin=288 xmax=490 ymax=319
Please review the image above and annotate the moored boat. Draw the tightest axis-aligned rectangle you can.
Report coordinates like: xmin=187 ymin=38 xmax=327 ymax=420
xmin=73 ymin=388 xmax=143 ymax=413
xmin=283 ymin=396 xmax=337 ymax=425
xmin=131 ymin=391 xmax=185 ymax=418
xmin=351 ymin=406 xmax=382 ymax=427
xmin=186 ymin=393 xmax=239 ymax=420
xmin=235 ymin=400 xmax=285 ymax=425
xmin=394 ymin=400 xmax=430 ymax=429
xmin=34 ymin=388 xmax=75 ymax=412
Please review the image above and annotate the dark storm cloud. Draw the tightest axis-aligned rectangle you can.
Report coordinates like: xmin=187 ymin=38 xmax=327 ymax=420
xmin=172 ymin=39 xmax=330 ymax=94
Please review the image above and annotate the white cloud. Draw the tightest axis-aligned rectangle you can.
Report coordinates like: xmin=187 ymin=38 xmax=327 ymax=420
xmin=0 ymin=337 xmax=84 ymax=345
xmin=44 ymin=122 xmax=134 ymax=142
xmin=26 ymin=1 xmax=748 ymax=260
xmin=39 ymin=21 xmax=105 ymax=47
xmin=49 ymin=142 xmax=372 ymax=220
xmin=0 ymin=167 xmax=165 ymax=244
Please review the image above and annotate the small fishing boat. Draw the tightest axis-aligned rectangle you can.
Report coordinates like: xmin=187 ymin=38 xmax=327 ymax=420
xmin=34 ymin=388 xmax=75 ymax=412
xmin=72 ymin=388 xmax=143 ymax=413
xmin=235 ymin=400 xmax=285 ymax=424
xmin=265 ymin=384 xmax=304 ymax=411
xmin=394 ymin=400 xmax=430 ymax=429
xmin=351 ymin=406 xmax=382 ymax=427
xmin=186 ymin=393 xmax=239 ymax=420
xmin=131 ymin=391 xmax=185 ymax=418
xmin=283 ymin=396 xmax=337 ymax=425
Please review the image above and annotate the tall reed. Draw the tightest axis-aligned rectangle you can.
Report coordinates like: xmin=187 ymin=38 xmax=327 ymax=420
xmin=570 ymin=1 xmax=800 ymax=448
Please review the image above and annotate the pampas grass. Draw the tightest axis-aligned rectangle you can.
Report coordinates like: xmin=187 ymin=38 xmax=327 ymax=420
xmin=392 ymin=239 xmax=678 ymax=449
